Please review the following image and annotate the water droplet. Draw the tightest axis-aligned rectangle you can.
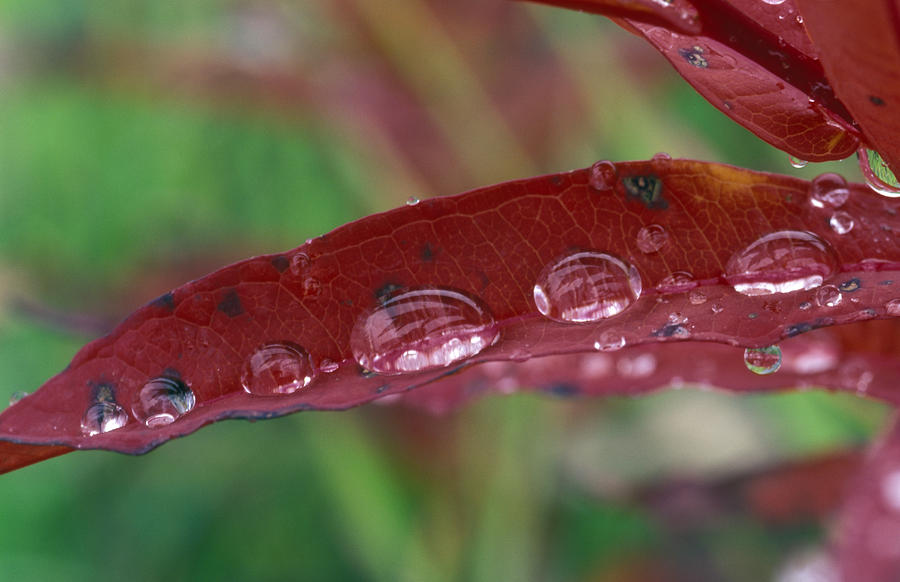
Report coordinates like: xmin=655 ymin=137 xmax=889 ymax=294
xmin=688 ymin=289 xmax=707 ymax=305
xmin=593 ymin=331 xmax=625 ymax=352
xmin=406 ymin=196 xmax=420 ymax=206
xmin=668 ymin=312 xmax=687 ymax=325
xmin=882 ymin=470 xmax=900 ymax=511
xmin=635 ymin=224 xmax=669 ymax=254
xmin=8 ymin=391 xmax=28 ymax=406
xmin=886 ymin=298 xmax=900 ymax=316
xmin=242 ymin=342 xmax=315 ymax=396
xmin=789 ymin=155 xmax=808 ymax=168
xmin=350 ymin=287 xmax=498 ymax=375
xmin=808 ymin=173 xmax=850 ymax=209
xmin=744 ymin=345 xmax=782 ymax=375
xmin=133 ymin=377 xmax=196 ymax=428
xmin=534 ymin=250 xmax=642 ymax=322
xmin=652 ymin=152 xmax=672 ymax=163
xmin=589 ymin=160 xmax=617 ymax=191
xmin=320 ymin=359 xmax=339 ymax=373
xmin=81 ymin=401 xmax=128 ymax=436
xmin=657 ymin=270 xmax=695 ymax=291
xmin=762 ymin=0 xmax=785 ymax=4
xmin=829 ymin=211 xmax=854 ymax=234
xmin=815 ymin=285 xmax=842 ymax=308
xmin=725 ymin=231 xmax=837 ymax=295
xmin=711 ymin=303 xmax=724 ymax=314
xmin=303 ymin=277 xmax=321 ymax=297
xmin=858 ymin=147 xmax=900 ymax=197
xmin=289 ymin=252 xmax=310 ymax=276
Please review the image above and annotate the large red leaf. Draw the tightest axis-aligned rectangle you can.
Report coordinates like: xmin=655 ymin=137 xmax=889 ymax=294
xmin=524 ymin=0 xmax=861 ymax=161
xmin=2 ymin=159 xmax=899 ymax=474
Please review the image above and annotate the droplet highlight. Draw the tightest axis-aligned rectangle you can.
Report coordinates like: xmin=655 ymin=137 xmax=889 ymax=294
xmin=829 ymin=211 xmax=854 ymax=235
xmin=350 ymin=287 xmax=498 ymax=375
xmin=242 ymin=342 xmax=316 ymax=396
xmin=81 ymin=401 xmax=128 ymax=436
xmin=744 ymin=346 xmax=782 ymax=375
xmin=808 ymin=173 xmax=849 ymax=209
xmin=636 ymin=224 xmax=669 ymax=254
xmin=534 ymin=250 xmax=642 ymax=322
xmin=589 ymin=160 xmax=617 ymax=191
xmin=725 ymin=231 xmax=837 ymax=295
xmin=132 ymin=377 xmax=196 ymax=428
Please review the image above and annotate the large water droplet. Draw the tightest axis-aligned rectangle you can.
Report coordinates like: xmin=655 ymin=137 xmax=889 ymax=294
xmin=809 ymin=173 xmax=850 ymax=209
xmin=744 ymin=345 xmax=782 ymax=375
xmin=815 ymin=285 xmax=842 ymax=308
xmin=81 ymin=401 xmax=128 ymax=436
xmin=829 ymin=211 xmax=854 ymax=235
xmin=133 ymin=377 xmax=196 ymax=428
xmin=350 ymin=287 xmax=498 ymax=375
xmin=725 ymin=231 xmax=837 ymax=295
xmin=858 ymin=147 xmax=900 ymax=197
xmin=242 ymin=342 xmax=316 ymax=396
xmin=788 ymin=155 xmax=808 ymax=168
xmin=589 ymin=160 xmax=617 ymax=191
xmin=635 ymin=224 xmax=669 ymax=254
xmin=534 ymin=250 xmax=642 ymax=322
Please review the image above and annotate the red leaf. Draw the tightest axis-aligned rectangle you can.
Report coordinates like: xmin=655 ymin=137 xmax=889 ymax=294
xmin=524 ymin=0 xmax=861 ymax=161
xmin=797 ymin=0 xmax=900 ymax=174
xmin=1 ymin=159 xmax=899 ymax=474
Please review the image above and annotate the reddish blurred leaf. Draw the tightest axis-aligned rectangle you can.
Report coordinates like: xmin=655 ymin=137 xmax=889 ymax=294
xmin=797 ymin=0 xmax=900 ymax=175
xmin=1 ymin=159 xmax=899 ymax=474
xmin=525 ymin=0 xmax=861 ymax=161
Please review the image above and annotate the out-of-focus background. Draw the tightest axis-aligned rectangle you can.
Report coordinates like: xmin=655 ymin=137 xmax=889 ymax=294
xmin=0 ymin=1 xmax=887 ymax=580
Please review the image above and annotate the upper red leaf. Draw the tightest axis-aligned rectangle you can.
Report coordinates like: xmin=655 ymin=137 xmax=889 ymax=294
xmin=2 ymin=159 xmax=899 ymax=474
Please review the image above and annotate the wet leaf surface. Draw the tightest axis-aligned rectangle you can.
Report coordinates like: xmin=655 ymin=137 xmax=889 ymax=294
xmin=1 ymin=159 xmax=898 ymax=474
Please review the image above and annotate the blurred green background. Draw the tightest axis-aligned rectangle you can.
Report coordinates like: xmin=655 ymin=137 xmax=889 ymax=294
xmin=0 ymin=1 xmax=887 ymax=580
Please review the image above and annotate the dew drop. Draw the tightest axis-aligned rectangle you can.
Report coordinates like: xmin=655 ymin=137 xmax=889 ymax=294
xmin=406 ymin=196 xmax=420 ymax=206
xmin=81 ymin=401 xmax=128 ymax=436
xmin=534 ymin=250 xmax=642 ymax=323
xmin=762 ymin=0 xmax=786 ymax=4
xmin=636 ymin=224 xmax=669 ymax=254
xmin=688 ymin=289 xmax=707 ymax=305
xmin=589 ymin=160 xmax=617 ymax=191
xmin=788 ymin=155 xmax=808 ymax=168
xmin=744 ymin=345 xmax=782 ymax=375
xmin=652 ymin=152 xmax=672 ymax=163
xmin=711 ymin=303 xmax=724 ymax=314
xmin=725 ymin=231 xmax=837 ymax=295
xmin=858 ymin=147 xmax=900 ymax=197
xmin=815 ymin=285 xmax=842 ymax=308
xmin=593 ymin=331 xmax=626 ymax=352
xmin=320 ymin=359 xmax=340 ymax=373
xmin=8 ymin=391 xmax=28 ymax=406
xmin=350 ymin=287 xmax=498 ymax=375
xmin=242 ymin=342 xmax=316 ymax=396
xmin=657 ymin=270 xmax=695 ymax=291
xmin=303 ymin=277 xmax=321 ymax=297
xmin=829 ymin=211 xmax=854 ymax=235
xmin=808 ymin=173 xmax=850 ymax=209
xmin=289 ymin=252 xmax=310 ymax=276
xmin=886 ymin=298 xmax=900 ymax=316
xmin=132 ymin=377 xmax=196 ymax=428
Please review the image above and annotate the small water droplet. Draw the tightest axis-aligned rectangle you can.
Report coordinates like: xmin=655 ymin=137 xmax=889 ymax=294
xmin=657 ymin=270 xmax=695 ymax=291
xmin=652 ymin=152 xmax=672 ymax=163
xmin=725 ymin=231 xmax=837 ymax=295
xmin=744 ymin=345 xmax=782 ymax=375
xmin=635 ymin=224 xmax=669 ymax=254
xmin=303 ymin=277 xmax=321 ymax=297
xmin=886 ymin=298 xmax=900 ymax=316
xmin=808 ymin=173 xmax=850 ymax=208
xmin=289 ymin=253 xmax=310 ymax=276
xmin=762 ymin=0 xmax=785 ymax=4
xmin=406 ymin=196 xmax=420 ymax=206
xmin=688 ymin=289 xmax=707 ymax=305
xmin=829 ymin=211 xmax=854 ymax=234
xmin=534 ymin=250 xmax=642 ymax=322
xmin=81 ymin=401 xmax=128 ymax=436
xmin=668 ymin=312 xmax=687 ymax=325
xmin=593 ymin=331 xmax=625 ymax=352
xmin=795 ymin=14 xmax=803 ymax=24
xmin=711 ymin=303 xmax=724 ymax=314
xmin=788 ymin=155 xmax=808 ymax=168
xmin=320 ymin=359 xmax=339 ymax=373
xmin=8 ymin=391 xmax=28 ymax=406
xmin=242 ymin=342 xmax=315 ymax=396
xmin=589 ymin=160 xmax=617 ymax=191
xmin=133 ymin=377 xmax=196 ymax=428
xmin=815 ymin=285 xmax=842 ymax=308
xmin=858 ymin=147 xmax=900 ymax=197
xmin=350 ymin=287 xmax=498 ymax=375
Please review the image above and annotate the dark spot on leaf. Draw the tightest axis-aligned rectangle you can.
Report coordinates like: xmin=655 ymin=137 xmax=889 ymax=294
xmin=88 ymin=381 xmax=117 ymax=403
xmin=271 ymin=255 xmax=290 ymax=273
xmin=360 ymin=367 xmax=378 ymax=378
xmin=748 ymin=313 xmax=759 ymax=319
xmin=421 ymin=242 xmax=435 ymax=263
xmin=622 ymin=175 xmax=668 ymax=210
xmin=375 ymin=385 xmax=389 ymax=394
xmin=546 ymin=383 xmax=579 ymax=397
xmin=785 ymin=317 xmax=833 ymax=337
xmin=880 ymin=280 xmax=894 ymax=286
xmin=151 ymin=292 xmax=175 ymax=311
xmin=651 ymin=324 xmax=689 ymax=338
xmin=723 ymin=101 xmax=733 ymax=110
xmin=839 ymin=278 xmax=861 ymax=292
xmin=870 ymin=95 xmax=886 ymax=106
xmin=476 ymin=270 xmax=490 ymax=291
xmin=678 ymin=46 xmax=708 ymax=68
xmin=162 ymin=367 xmax=184 ymax=380
xmin=550 ymin=175 xmax=563 ymax=186
xmin=217 ymin=289 xmax=244 ymax=317
xmin=375 ymin=282 xmax=404 ymax=303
